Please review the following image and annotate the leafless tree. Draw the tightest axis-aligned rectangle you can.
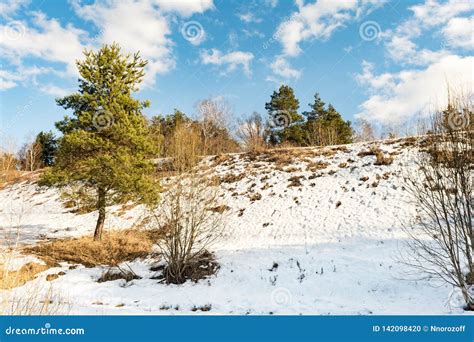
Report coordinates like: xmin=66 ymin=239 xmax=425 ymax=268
xmin=195 ymin=97 xmax=237 ymax=155
xmin=404 ymin=95 xmax=473 ymax=309
xmin=353 ymin=118 xmax=375 ymax=142
xmin=18 ymin=140 xmax=42 ymax=171
xmin=236 ymin=112 xmax=267 ymax=151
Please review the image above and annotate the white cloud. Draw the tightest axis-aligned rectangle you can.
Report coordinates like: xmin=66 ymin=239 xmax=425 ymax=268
xmin=356 ymin=55 xmax=473 ymax=125
xmin=38 ymin=84 xmax=70 ymax=97
xmin=410 ymin=0 xmax=474 ymax=28
xmin=383 ymin=1 xmax=474 ymax=65
xmin=276 ymin=0 xmax=384 ymax=57
xmin=0 ymin=0 xmax=29 ymax=18
xmin=0 ymin=0 xmax=215 ymax=92
xmin=270 ymin=56 xmax=301 ymax=79
xmin=153 ymin=0 xmax=214 ymax=17
xmin=238 ymin=12 xmax=262 ymax=23
xmin=442 ymin=16 xmax=473 ymax=49
xmin=72 ymin=0 xmax=176 ymax=86
xmin=241 ymin=28 xmax=264 ymax=38
xmin=200 ymin=48 xmax=254 ymax=76
xmin=0 ymin=12 xmax=86 ymax=75
xmin=386 ymin=35 xmax=449 ymax=65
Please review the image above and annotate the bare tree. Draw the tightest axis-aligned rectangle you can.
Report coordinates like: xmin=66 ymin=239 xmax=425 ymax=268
xmin=195 ymin=97 xmax=236 ymax=155
xmin=18 ymin=141 xmax=42 ymax=171
xmin=236 ymin=112 xmax=267 ymax=151
xmin=353 ymin=118 xmax=375 ymax=142
xmin=404 ymin=95 xmax=473 ymax=310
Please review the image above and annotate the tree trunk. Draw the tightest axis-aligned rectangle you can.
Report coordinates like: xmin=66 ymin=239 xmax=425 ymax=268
xmin=94 ymin=187 xmax=106 ymax=241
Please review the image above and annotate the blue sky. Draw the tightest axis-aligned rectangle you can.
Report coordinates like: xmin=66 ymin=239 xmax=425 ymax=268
xmin=0 ymin=0 xmax=473 ymax=147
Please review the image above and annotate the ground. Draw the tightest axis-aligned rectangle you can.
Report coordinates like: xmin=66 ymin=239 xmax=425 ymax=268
xmin=0 ymin=138 xmax=468 ymax=315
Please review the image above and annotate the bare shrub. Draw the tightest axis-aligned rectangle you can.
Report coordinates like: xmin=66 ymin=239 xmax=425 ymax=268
xmin=168 ymin=124 xmax=202 ymax=173
xmin=151 ymin=174 xmax=225 ymax=284
xmin=0 ymin=148 xmax=20 ymax=187
xmin=237 ymin=112 xmax=268 ymax=152
xmin=404 ymin=95 xmax=473 ymax=310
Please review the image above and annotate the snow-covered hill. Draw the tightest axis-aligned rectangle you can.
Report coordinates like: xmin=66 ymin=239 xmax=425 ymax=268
xmin=0 ymin=138 xmax=465 ymax=314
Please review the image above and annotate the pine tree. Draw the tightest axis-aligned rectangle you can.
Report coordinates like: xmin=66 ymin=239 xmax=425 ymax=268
xmin=304 ymin=93 xmax=352 ymax=146
xmin=35 ymin=131 xmax=57 ymax=166
xmin=40 ymin=43 xmax=159 ymax=240
xmin=303 ymin=93 xmax=325 ymax=122
xmin=265 ymin=85 xmax=304 ymax=145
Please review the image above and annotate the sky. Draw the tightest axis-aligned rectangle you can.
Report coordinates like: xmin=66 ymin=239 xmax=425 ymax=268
xmin=0 ymin=0 xmax=473 ymax=148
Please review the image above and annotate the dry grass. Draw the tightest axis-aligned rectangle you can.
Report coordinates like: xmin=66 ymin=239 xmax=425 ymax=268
xmin=214 ymin=172 xmax=246 ymax=184
xmin=374 ymin=151 xmax=394 ymax=166
xmin=0 ymin=261 xmax=50 ymax=290
xmin=0 ymin=170 xmax=42 ymax=189
xmin=26 ymin=229 xmax=156 ymax=268
xmin=306 ymin=161 xmax=329 ymax=172
xmin=98 ymin=265 xmax=141 ymax=283
xmin=288 ymin=176 xmax=304 ymax=187
xmin=357 ymin=145 xmax=380 ymax=157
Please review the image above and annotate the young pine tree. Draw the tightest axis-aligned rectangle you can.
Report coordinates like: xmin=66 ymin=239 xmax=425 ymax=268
xmin=265 ymin=85 xmax=304 ymax=145
xmin=40 ymin=43 xmax=160 ymax=240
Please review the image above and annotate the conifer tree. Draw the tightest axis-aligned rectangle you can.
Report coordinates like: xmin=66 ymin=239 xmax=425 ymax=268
xmin=35 ymin=131 xmax=57 ymax=166
xmin=40 ymin=43 xmax=159 ymax=240
xmin=304 ymin=93 xmax=353 ymax=146
xmin=265 ymin=85 xmax=304 ymax=145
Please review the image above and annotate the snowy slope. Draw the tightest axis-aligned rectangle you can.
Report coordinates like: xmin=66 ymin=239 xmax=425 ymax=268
xmin=0 ymin=138 xmax=466 ymax=314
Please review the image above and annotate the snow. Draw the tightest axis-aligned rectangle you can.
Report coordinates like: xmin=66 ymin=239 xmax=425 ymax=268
xmin=0 ymin=139 xmax=467 ymax=314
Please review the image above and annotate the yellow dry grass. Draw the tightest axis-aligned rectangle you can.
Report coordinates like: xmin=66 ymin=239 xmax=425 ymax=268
xmin=25 ymin=229 xmax=156 ymax=268
xmin=0 ymin=262 xmax=50 ymax=290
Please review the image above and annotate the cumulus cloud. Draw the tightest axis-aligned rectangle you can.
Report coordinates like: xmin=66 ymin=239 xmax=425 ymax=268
xmin=442 ymin=16 xmax=474 ymax=49
xmin=72 ymin=0 xmax=176 ymax=86
xmin=410 ymin=0 xmax=474 ymax=28
xmin=153 ymin=0 xmax=214 ymax=16
xmin=383 ymin=0 xmax=473 ymax=65
xmin=275 ymin=0 xmax=383 ymax=57
xmin=269 ymin=56 xmax=301 ymax=79
xmin=0 ymin=0 xmax=29 ymax=18
xmin=200 ymin=48 xmax=254 ymax=76
xmin=356 ymin=55 xmax=474 ymax=125
xmin=0 ymin=12 xmax=87 ymax=75
xmin=356 ymin=0 xmax=473 ymax=128
xmin=0 ymin=0 xmax=215 ymax=92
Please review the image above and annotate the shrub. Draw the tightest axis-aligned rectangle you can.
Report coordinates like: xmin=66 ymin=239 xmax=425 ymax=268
xmin=150 ymin=174 xmax=225 ymax=284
